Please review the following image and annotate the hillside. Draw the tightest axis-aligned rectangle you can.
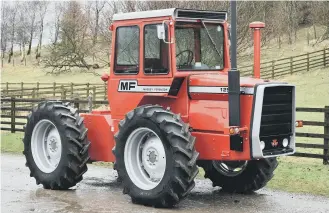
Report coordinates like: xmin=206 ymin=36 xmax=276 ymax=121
xmin=282 ymin=67 xmax=329 ymax=108
xmin=1 ymin=25 xmax=328 ymax=84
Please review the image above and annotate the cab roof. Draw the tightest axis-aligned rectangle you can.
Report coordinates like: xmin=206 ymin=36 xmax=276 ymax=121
xmin=113 ymin=8 xmax=227 ymax=21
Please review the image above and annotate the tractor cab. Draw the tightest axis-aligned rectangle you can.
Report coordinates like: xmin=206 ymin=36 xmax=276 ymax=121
xmin=109 ymin=8 xmax=230 ymax=78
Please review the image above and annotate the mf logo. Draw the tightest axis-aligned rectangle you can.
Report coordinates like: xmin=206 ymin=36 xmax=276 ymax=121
xmin=119 ymin=80 xmax=136 ymax=91
xmin=271 ymin=139 xmax=278 ymax=147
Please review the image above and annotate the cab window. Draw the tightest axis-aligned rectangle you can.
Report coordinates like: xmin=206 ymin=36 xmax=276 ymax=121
xmin=175 ymin=22 xmax=224 ymax=71
xmin=115 ymin=26 xmax=139 ymax=74
xmin=144 ymin=24 xmax=169 ymax=74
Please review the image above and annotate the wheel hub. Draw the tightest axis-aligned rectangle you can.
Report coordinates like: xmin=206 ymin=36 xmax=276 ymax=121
xmin=48 ymin=137 xmax=58 ymax=152
xmin=147 ymin=150 xmax=158 ymax=164
xmin=124 ymin=128 xmax=166 ymax=190
xmin=31 ymin=119 xmax=62 ymax=173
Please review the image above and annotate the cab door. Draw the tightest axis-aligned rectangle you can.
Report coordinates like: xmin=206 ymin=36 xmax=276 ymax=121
xmin=108 ymin=19 xmax=173 ymax=119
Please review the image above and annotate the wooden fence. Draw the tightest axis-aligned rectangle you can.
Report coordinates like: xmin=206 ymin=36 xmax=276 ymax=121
xmin=1 ymin=97 xmax=328 ymax=165
xmin=240 ymin=48 xmax=329 ymax=78
xmin=295 ymin=106 xmax=329 ymax=165
xmin=1 ymin=82 xmax=107 ymax=101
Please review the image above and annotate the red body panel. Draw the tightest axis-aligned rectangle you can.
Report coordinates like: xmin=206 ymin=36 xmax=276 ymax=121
xmin=81 ymin=112 xmax=116 ymax=162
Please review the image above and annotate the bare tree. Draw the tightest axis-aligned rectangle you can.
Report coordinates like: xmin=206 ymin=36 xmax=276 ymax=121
xmin=7 ymin=4 xmax=18 ymax=63
xmin=120 ymin=0 xmax=137 ymax=12
xmin=35 ymin=1 xmax=49 ymax=59
xmin=53 ymin=2 xmax=64 ymax=45
xmin=44 ymin=1 xmax=92 ymax=74
xmin=26 ymin=1 xmax=38 ymax=55
xmin=16 ymin=3 xmax=29 ymax=63
xmin=311 ymin=1 xmax=329 ymax=42
xmin=89 ymin=0 xmax=106 ymax=46
xmin=1 ymin=4 xmax=9 ymax=60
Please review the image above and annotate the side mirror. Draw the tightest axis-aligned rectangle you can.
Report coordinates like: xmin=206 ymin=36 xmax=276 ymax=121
xmin=157 ymin=21 xmax=174 ymax=44
xmin=157 ymin=24 xmax=165 ymax=40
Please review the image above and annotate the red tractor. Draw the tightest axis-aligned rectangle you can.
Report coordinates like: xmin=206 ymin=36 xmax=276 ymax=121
xmin=23 ymin=5 xmax=300 ymax=208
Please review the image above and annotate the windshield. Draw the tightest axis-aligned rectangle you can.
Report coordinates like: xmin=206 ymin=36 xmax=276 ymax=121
xmin=175 ymin=22 xmax=224 ymax=71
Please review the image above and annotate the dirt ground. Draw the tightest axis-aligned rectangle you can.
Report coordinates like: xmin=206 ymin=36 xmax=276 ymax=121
xmin=1 ymin=153 xmax=329 ymax=213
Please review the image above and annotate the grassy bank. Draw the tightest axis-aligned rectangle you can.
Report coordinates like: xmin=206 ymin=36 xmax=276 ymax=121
xmin=268 ymin=157 xmax=329 ymax=197
xmin=1 ymin=132 xmax=24 ymax=153
xmin=1 ymin=132 xmax=328 ymax=197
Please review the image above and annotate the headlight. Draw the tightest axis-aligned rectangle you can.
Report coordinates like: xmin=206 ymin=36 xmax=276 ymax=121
xmin=260 ymin=141 xmax=265 ymax=150
xmin=282 ymin=138 xmax=289 ymax=147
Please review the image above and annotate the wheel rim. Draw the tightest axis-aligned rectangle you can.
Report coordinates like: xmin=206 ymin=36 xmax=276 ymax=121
xmin=31 ymin=119 xmax=62 ymax=173
xmin=212 ymin=160 xmax=247 ymax=177
xmin=124 ymin=127 xmax=166 ymax=190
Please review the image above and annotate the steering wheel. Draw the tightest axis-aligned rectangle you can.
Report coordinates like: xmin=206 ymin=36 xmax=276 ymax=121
xmin=176 ymin=50 xmax=194 ymax=66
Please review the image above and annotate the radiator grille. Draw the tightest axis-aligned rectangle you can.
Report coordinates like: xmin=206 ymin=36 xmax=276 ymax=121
xmin=260 ymin=86 xmax=293 ymax=151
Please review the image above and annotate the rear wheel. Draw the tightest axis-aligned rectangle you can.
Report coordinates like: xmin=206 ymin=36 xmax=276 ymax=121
xmin=198 ymin=158 xmax=278 ymax=193
xmin=23 ymin=101 xmax=90 ymax=189
xmin=114 ymin=105 xmax=199 ymax=207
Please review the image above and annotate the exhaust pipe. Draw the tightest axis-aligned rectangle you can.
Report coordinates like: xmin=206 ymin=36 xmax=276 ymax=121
xmin=228 ymin=0 xmax=240 ymax=127
xmin=249 ymin=22 xmax=265 ymax=78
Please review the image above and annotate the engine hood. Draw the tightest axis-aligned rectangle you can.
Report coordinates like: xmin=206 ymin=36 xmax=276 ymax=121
xmin=189 ymin=73 xmax=268 ymax=88
xmin=188 ymin=73 xmax=276 ymax=96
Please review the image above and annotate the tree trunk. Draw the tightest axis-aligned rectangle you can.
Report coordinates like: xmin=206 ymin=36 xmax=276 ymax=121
xmin=8 ymin=46 xmax=13 ymax=63
xmin=54 ymin=22 xmax=59 ymax=44
xmin=27 ymin=30 xmax=33 ymax=55
xmin=36 ymin=23 xmax=43 ymax=59
xmin=21 ymin=42 xmax=26 ymax=62
xmin=93 ymin=11 xmax=99 ymax=46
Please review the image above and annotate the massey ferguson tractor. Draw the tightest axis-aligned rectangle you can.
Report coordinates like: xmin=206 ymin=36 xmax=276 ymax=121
xmin=23 ymin=4 xmax=301 ymax=208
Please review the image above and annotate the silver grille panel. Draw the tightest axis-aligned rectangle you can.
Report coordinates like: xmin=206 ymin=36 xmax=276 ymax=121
xmin=251 ymin=84 xmax=296 ymax=158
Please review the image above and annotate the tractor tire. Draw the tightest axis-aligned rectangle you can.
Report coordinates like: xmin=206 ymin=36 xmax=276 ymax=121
xmin=198 ymin=158 xmax=278 ymax=193
xmin=114 ymin=105 xmax=199 ymax=207
xmin=23 ymin=101 xmax=90 ymax=190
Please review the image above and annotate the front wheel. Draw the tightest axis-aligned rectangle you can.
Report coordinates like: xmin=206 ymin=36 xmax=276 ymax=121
xmin=198 ymin=158 xmax=278 ymax=193
xmin=114 ymin=105 xmax=199 ymax=207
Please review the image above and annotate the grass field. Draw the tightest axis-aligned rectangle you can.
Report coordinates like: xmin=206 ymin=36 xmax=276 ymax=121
xmin=1 ymin=132 xmax=328 ymax=197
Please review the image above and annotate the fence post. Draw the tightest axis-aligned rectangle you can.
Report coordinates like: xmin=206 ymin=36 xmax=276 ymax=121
xmin=71 ymin=83 xmax=74 ymax=98
xmin=53 ymin=82 xmax=56 ymax=97
xmin=290 ymin=57 xmax=293 ymax=75
xmin=61 ymin=85 xmax=66 ymax=99
xmin=36 ymin=82 xmax=39 ymax=98
xmin=32 ymin=88 xmax=35 ymax=99
xmin=20 ymin=82 xmax=24 ymax=98
xmin=88 ymin=95 xmax=93 ymax=113
xmin=74 ymin=98 xmax=80 ymax=112
xmin=86 ymin=83 xmax=90 ymax=98
xmin=271 ymin=61 xmax=275 ymax=78
xmin=307 ymin=52 xmax=310 ymax=71
xmin=324 ymin=106 xmax=329 ymax=165
xmin=6 ymin=82 xmax=8 ymax=96
xmin=92 ymin=86 xmax=96 ymax=101
xmin=11 ymin=97 xmax=15 ymax=133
